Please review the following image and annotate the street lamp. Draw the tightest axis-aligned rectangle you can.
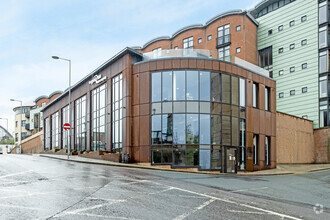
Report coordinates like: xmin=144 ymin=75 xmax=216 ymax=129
xmin=52 ymin=56 xmax=71 ymax=159
xmin=10 ymin=99 xmax=22 ymax=154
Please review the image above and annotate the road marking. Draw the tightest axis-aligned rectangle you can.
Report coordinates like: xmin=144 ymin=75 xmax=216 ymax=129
xmin=227 ymin=209 xmax=266 ymax=214
xmin=150 ymin=181 xmax=302 ymax=220
xmin=0 ymin=166 xmax=58 ymax=179
xmin=231 ymin=186 xmax=269 ymax=193
xmin=173 ymin=199 xmax=215 ymax=220
xmin=0 ymin=204 xmax=44 ymax=211
xmin=58 ymin=212 xmax=142 ymax=220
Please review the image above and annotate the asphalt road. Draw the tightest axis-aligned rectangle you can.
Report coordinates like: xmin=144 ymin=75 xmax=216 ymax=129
xmin=0 ymin=155 xmax=329 ymax=220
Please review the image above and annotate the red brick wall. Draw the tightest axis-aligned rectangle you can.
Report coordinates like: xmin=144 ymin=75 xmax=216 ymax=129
xmin=314 ymin=128 xmax=330 ymax=163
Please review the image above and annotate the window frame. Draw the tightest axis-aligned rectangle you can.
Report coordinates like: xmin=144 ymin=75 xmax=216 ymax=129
xmin=279 ymin=92 xmax=284 ymax=98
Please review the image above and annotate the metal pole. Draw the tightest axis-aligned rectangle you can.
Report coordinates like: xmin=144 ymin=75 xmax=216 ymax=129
xmin=68 ymin=60 xmax=71 ymax=160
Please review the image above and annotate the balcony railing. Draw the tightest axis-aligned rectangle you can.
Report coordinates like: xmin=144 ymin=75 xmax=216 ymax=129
xmin=217 ymin=34 xmax=231 ymax=48
xmin=143 ymin=49 xmax=211 ymax=60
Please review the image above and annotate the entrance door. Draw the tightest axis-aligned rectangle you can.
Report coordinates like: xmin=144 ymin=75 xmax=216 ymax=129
xmin=226 ymin=148 xmax=237 ymax=173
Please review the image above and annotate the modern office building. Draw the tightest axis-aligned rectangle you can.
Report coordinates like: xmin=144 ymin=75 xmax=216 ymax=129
xmin=250 ymin=0 xmax=325 ymax=128
xmin=42 ymin=9 xmax=276 ymax=173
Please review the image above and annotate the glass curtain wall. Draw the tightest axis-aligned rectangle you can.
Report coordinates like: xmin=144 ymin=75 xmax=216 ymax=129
xmin=151 ymin=70 xmax=246 ymax=171
xmin=61 ymin=105 xmax=69 ymax=149
xmin=112 ymin=74 xmax=123 ymax=150
xmin=91 ymin=84 xmax=107 ymax=151
xmin=51 ymin=112 xmax=59 ymax=149
xmin=75 ymin=96 xmax=87 ymax=151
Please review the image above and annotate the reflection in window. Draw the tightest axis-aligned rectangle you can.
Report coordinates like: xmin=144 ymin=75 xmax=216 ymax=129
xmin=239 ymin=78 xmax=246 ymax=107
xmin=222 ymin=116 xmax=231 ymax=145
xmin=173 ymin=71 xmax=186 ymax=101
xmin=186 ymin=71 xmax=198 ymax=100
xmin=91 ymin=83 xmax=107 ymax=151
xmin=211 ymin=72 xmax=221 ymax=102
xmin=162 ymin=114 xmax=173 ymax=144
xmin=152 ymin=72 xmax=161 ymax=102
xmin=162 ymin=71 xmax=172 ymax=101
xmin=319 ymin=51 xmax=328 ymax=73
xmin=173 ymin=114 xmax=185 ymax=144
xmin=112 ymin=74 xmax=123 ymax=150
xmin=253 ymin=83 xmax=258 ymax=108
xmin=222 ymin=74 xmax=230 ymax=103
xmin=265 ymin=87 xmax=270 ymax=111
xmin=186 ymin=114 xmax=199 ymax=144
xmin=200 ymin=114 xmax=210 ymax=144
xmin=319 ymin=1 xmax=328 ymax=25
xmin=211 ymin=115 xmax=221 ymax=145
xmin=152 ymin=115 xmax=161 ymax=144
xmin=183 ymin=36 xmax=193 ymax=49
xmin=319 ymin=26 xmax=328 ymax=49
xmin=265 ymin=136 xmax=270 ymax=166
xmin=231 ymin=76 xmax=239 ymax=105
xmin=253 ymin=134 xmax=258 ymax=165
xmin=75 ymin=96 xmax=86 ymax=151
xmin=199 ymin=150 xmax=210 ymax=169
xmin=200 ymin=71 xmax=210 ymax=101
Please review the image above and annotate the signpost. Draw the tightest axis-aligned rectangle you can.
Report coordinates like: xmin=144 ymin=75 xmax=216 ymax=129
xmin=63 ymin=123 xmax=71 ymax=159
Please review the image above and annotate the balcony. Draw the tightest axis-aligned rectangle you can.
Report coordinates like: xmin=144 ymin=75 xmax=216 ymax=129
xmin=143 ymin=49 xmax=211 ymax=60
xmin=25 ymin=111 xmax=30 ymax=118
xmin=25 ymin=123 xmax=30 ymax=130
xmin=217 ymin=34 xmax=231 ymax=48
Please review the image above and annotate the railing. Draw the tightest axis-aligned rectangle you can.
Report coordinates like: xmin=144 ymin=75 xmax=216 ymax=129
xmin=143 ymin=49 xmax=211 ymax=60
xmin=217 ymin=34 xmax=231 ymax=48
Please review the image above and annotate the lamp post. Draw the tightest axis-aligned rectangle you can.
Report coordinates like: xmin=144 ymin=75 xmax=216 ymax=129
xmin=52 ymin=56 xmax=71 ymax=159
xmin=0 ymin=117 xmax=8 ymax=131
xmin=10 ymin=99 xmax=22 ymax=154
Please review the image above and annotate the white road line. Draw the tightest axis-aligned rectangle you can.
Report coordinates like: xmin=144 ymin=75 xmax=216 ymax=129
xmin=62 ymin=199 xmax=127 ymax=214
xmin=0 ymin=166 xmax=58 ymax=179
xmin=57 ymin=212 xmax=142 ymax=220
xmin=173 ymin=199 xmax=215 ymax=220
xmin=148 ymin=181 xmax=302 ymax=220
xmin=231 ymin=186 xmax=269 ymax=193
xmin=227 ymin=209 xmax=266 ymax=214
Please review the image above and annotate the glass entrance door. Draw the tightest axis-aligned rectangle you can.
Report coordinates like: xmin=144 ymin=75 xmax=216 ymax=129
xmin=226 ymin=148 xmax=237 ymax=173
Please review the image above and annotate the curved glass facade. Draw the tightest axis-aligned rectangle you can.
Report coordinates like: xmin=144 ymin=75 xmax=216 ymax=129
xmin=151 ymin=70 xmax=246 ymax=171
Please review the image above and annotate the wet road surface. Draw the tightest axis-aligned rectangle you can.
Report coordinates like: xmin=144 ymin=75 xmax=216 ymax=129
xmin=0 ymin=155 xmax=329 ymax=220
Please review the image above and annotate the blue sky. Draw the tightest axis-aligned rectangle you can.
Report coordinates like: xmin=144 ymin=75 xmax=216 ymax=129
xmin=0 ymin=0 xmax=258 ymax=134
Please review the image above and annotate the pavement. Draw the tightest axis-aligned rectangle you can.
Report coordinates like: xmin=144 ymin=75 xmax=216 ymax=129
xmin=38 ymin=154 xmax=330 ymax=176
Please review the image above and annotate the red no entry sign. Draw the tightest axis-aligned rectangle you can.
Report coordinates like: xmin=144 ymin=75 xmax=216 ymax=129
xmin=63 ymin=123 xmax=71 ymax=130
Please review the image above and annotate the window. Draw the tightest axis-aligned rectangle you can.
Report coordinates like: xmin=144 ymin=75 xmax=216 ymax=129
xmin=319 ymin=76 xmax=327 ymax=98
xmin=268 ymin=29 xmax=273 ymax=35
xmin=15 ymin=121 xmax=18 ymax=127
xmin=217 ymin=24 xmax=230 ymax=45
xmin=41 ymin=102 xmax=46 ymax=107
xmin=253 ymin=134 xmax=258 ymax=165
xmin=302 ymin=87 xmax=307 ymax=93
xmin=207 ymin=35 xmax=212 ymax=41
xmin=302 ymin=115 xmax=308 ymax=119
xmin=301 ymin=39 xmax=307 ymax=46
xmin=91 ymin=83 xmax=107 ymax=151
xmin=278 ymin=25 xmax=283 ymax=31
xmin=183 ymin=36 xmax=193 ymax=49
xmin=301 ymin=15 xmax=307 ymax=22
xmin=45 ymin=118 xmax=50 ymax=150
xmin=290 ymin=67 xmax=295 ymax=73
xmin=21 ymin=120 xmax=26 ymax=127
xmin=61 ymin=105 xmax=69 ymax=149
xmin=290 ymin=90 xmax=295 ymax=96
xmin=198 ymin=38 xmax=202 ymax=44
xmin=112 ymin=74 xmax=123 ymax=150
xmin=258 ymin=46 xmax=272 ymax=69
xmin=51 ymin=112 xmax=59 ymax=149
xmin=279 ymin=48 xmax=283 ymax=53
xmin=289 ymin=20 xmax=295 ymax=27
xmin=279 ymin=70 xmax=284 ymax=76
xmin=302 ymin=63 xmax=307 ymax=69
xmin=218 ymin=46 xmax=230 ymax=61
xmin=265 ymin=136 xmax=270 ymax=166
xmin=319 ymin=1 xmax=328 ymax=25
xmin=75 ymin=96 xmax=86 ymax=151
xmin=236 ymin=47 xmax=241 ymax=53
xmin=319 ymin=26 xmax=328 ymax=49
xmin=174 ymin=46 xmax=178 ymax=50
xmin=152 ymin=47 xmax=162 ymax=58
xmin=265 ymin=87 xmax=270 ymax=111
xmin=236 ymin=25 xmax=241 ymax=31
xmin=290 ymin=44 xmax=295 ymax=50
xmin=253 ymin=83 xmax=258 ymax=108
xmin=239 ymin=78 xmax=246 ymax=107
xmin=320 ymin=99 xmax=328 ymax=127
xmin=279 ymin=92 xmax=284 ymax=98
xmin=319 ymin=51 xmax=328 ymax=73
